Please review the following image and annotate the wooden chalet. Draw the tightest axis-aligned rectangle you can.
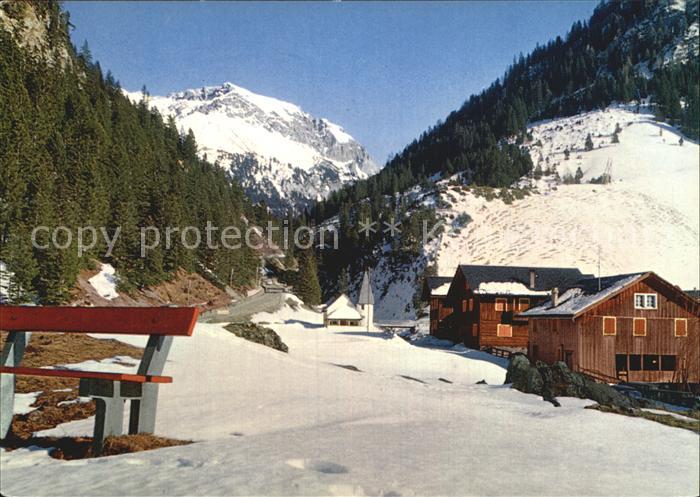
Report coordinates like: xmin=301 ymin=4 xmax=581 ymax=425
xmin=445 ymin=265 xmax=587 ymax=349
xmin=522 ymin=272 xmax=700 ymax=384
xmin=421 ymin=276 xmax=454 ymax=336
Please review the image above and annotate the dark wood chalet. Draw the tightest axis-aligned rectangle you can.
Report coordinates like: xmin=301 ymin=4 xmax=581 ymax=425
xmin=445 ymin=265 xmax=587 ymax=349
xmin=421 ymin=276 xmax=454 ymax=335
xmin=522 ymin=272 xmax=700 ymax=384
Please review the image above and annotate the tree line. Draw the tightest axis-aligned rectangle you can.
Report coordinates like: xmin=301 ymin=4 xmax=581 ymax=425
xmin=0 ymin=1 xmax=266 ymax=303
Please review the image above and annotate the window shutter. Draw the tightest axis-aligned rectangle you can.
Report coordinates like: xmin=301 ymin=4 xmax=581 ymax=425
xmin=674 ymin=318 xmax=688 ymax=337
xmin=497 ymin=324 xmax=512 ymax=337
xmin=633 ymin=318 xmax=646 ymax=336
xmin=603 ymin=316 xmax=617 ymax=335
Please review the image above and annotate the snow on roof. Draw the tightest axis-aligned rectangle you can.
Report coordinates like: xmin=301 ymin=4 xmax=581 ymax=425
xmin=457 ymin=265 xmax=587 ymax=293
xmin=326 ymin=294 xmax=363 ymax=320
xmin=474 ymin=281 xmax=550 ymax=296
xmin=424 ymin=276 xmax=453 ymax=297
xmin=433 ymin=281 xmax=452 ymax=296
xmin=520 ymin=273 xmax=648 ymax=318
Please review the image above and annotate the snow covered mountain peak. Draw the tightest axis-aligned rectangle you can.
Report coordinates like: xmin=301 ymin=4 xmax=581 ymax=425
xmin=129 ymin=82 xmax=378 ymax=213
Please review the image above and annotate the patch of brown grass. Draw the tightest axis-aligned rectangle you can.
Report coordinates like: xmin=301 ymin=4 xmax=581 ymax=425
xmin=1 ymin=332 xmax=190 ymax=458
xmin=1 ymin=433 xmax=191 ymax=459
xmin=587 ymin=404 xmax=700 ymax=433
xmin=0 ymin=332 xmax=142 ymax=393
xmin=0 ymin=332 xmax=143 ymax=436
xmin=71 ymin=266 xmax=231 ymax=311
xmin=9 ymin=390 xmax=96 ymax=438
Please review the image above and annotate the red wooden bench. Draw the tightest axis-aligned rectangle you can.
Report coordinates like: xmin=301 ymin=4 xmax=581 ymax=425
xmin=0 ymin=306 xmax=198 ymax=454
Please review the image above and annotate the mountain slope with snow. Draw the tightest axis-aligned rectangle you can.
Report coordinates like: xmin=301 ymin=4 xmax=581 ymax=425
xmin=129 ymin=83 xmax=378 ymax=213
xmin=371 ymin=105 xmax=699 ymax=320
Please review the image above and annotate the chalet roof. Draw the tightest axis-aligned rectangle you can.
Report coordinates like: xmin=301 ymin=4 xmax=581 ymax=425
xmin=520 ymin=272 xmax=648 ymax=318
xmin=358 ymin=269 xmax=374 ymax=305
xmin=455 ymin=265 xmax=588 ymax=295
xmin=326 ymin=294 xmax=363 ymax=320
xmin=424 ymin=276 xmax=453 ymax=297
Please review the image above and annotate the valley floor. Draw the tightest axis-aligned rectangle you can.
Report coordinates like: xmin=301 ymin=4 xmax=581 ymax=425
xmin=1 ymin=297 xmax=698 ymax=496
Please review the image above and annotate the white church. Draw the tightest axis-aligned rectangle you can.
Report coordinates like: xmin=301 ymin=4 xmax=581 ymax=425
xmin=323 ymin=269 xmax=374 ymax=329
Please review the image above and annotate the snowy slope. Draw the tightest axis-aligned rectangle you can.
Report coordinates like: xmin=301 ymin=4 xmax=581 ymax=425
xmin=370 ymin=106 xmax=698 ymax=320
xmin=2 ymin=299 xmax=697 ymax=496
xmin=436 ymin=106 xmax=698 ymax=287
xmin=127 ymin=83 xmax=378 ymax=213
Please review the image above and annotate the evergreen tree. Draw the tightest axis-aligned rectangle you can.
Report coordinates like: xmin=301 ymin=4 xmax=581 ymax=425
xmin=295 ymin=248 xmax=322 ymax=305
xmin=585 ymin=133 xmax=594 ymax=151
xmin=338 ymin=267 xmax=349 ymax=295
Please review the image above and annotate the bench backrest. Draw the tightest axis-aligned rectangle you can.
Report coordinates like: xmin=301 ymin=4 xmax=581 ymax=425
xmin=0 ymin=306 xmax=199 ymax=336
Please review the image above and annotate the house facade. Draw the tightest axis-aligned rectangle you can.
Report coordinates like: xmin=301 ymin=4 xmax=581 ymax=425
xmin=445 ymin=265 xmax=587 ymax=349
xmin=421 ymin=276 xmax=453 ymax=336
xmin=522 ymin=272 xmax=700 ymax=384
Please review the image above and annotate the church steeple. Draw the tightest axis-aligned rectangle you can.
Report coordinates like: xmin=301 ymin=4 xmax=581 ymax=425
xmin=358 ymin=268 xmax=374 ymax=305
xmin=357 ymin=268 xmax=374 ymax=331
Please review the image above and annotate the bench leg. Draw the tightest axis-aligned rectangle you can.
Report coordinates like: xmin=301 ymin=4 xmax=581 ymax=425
xmin=0 ymin=332 xmax=30 ymax=439
xmin=92 ymin=392 xmax=125 ymax=456
xmin=129 ymin=335 xmax=173 ymax=435
xmin=128 ymin=384 xmax=159 ymax=434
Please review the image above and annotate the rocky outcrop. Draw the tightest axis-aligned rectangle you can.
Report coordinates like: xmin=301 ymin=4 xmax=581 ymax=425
xmin=224 ymin=322 xmax=288 ymax=353
xmin=505 ymin=353 xmax=635 ymax=408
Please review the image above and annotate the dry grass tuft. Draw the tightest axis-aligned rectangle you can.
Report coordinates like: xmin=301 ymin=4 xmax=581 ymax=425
xmin=0 ymin=332 xmax=143 ymax=436
xmin=1 ymin=433 xmax=191 ymax=459
xmin=587 ymin=404 xmax=700 ymax=432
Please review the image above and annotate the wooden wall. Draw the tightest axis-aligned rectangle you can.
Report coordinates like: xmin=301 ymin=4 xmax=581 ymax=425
xmin=529 ymin=276 xmax=700 ymax=383
xmin=429 ymin=296 xmax=453 ymax=335
xmin=477 ymin=295 xmax=535 ymax=348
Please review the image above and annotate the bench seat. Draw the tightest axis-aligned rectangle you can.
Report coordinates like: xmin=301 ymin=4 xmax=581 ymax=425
xmin=0 ymin=366 xmax=172 ymax=384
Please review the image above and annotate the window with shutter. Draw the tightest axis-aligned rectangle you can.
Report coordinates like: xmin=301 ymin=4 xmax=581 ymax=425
xmin=633 ymin=318 xmax=646 ymax=336
xmin=674 ymin=318 xmax=688 ymax=337
xmin=497 ymin=324 xmax=512 ymax=337
xmin=518 ymin=298 xmax=530 ymax=311
xmin=495 ymin=298 xmax=507 ymax=311
xmin=603 ymin=316 xmax=617 ymax=335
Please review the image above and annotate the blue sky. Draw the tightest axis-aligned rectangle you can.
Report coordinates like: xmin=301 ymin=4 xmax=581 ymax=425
xmin=65 ymin=1 xmax=598 ymax=163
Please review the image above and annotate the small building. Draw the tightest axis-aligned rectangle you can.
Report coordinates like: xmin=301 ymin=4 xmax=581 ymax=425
xmin=521 ymin=272 xmax=700 ymax=384
xmin=421 ymin=276 xmax=454 ymax=336
xmin=445 ymin=265 xmax=588 ymax=349
xmin=323 ymin=294 xmax=364 ymax=327
xmin=323 ymin=269 xmax=375 ymax=329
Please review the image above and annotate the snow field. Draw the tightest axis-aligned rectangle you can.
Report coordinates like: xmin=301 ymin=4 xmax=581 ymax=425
xmin=3 ymin=299 xmax=697 ymax=496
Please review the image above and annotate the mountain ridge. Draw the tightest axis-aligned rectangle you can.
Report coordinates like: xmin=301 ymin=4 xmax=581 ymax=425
xmin=128 ymin=82 xmax=379 ymax=214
